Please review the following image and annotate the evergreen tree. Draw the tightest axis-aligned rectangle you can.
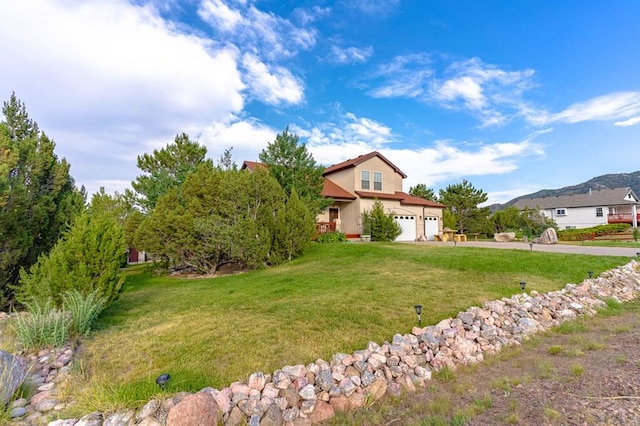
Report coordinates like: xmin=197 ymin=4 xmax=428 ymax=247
xmin=362 ymin=200 xmax=402 ymax=241
xmin=0 ymin=94 xmax=84 ymax=308
xmin=131 ymin=133 xmax=211 ymax=212
xmin=409 ymin=184 xmax=437 ymax=202
xmin=259 ymin=127 xmax=330 ymax=214
xmin=438 ymin=179 xmax=490 ymax=234
xmin=16 ymin=192 xmax=126 ymax=307
xmin=273 ymin=188 xmax=316 ymax=261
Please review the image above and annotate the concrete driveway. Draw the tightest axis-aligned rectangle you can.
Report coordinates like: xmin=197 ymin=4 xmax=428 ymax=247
xmin=411 ymin=240 xmax=640 ymax=258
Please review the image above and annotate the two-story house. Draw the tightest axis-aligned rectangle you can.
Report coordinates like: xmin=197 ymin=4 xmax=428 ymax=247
xmin=243 ymin=151 xmax=445 ymax=241
xmin=512 ymin=187 xmax=639 ymax=230
xmin=315 ymin=152 xmax=445 ymax=241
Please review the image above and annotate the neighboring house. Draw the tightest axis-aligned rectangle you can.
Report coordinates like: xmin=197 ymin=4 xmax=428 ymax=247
xmin=242 ymin=151 xmax=446 ymax=241
xmin=512 ymin=187 xmax=639 ymax=230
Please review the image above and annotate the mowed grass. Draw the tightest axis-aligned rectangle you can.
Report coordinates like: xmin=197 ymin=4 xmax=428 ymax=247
xmin=71 ymin=242 xmax=630 ymax=412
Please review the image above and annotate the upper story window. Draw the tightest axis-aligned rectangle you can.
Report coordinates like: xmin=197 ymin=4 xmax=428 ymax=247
xmin=373 ymin=171 xmax=382 ymax=191
xmin=595 ymin=207 xmax=603 ymax=217
xmin=556 ymin=208 xmax=566 ymax=216
xmin=361 ymin=170 xmax=370 ymax=190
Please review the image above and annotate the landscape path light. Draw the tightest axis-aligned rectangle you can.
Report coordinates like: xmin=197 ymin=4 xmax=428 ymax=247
xmin=529 ymin=242 xmax=533 ymax=251
xmin=414 ymin=304 xmax=423 ymax=326
xmin=156 ymin=373 xmax=171 ymax=390
xmin=519 ymin=281 xmax=527 ymax=293
xmin=588 ymin=270 xmax=594 ymax=278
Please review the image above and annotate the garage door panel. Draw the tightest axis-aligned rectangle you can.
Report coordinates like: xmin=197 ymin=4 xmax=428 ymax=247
xmin=394 ymin=215 xmax=416 ymax=241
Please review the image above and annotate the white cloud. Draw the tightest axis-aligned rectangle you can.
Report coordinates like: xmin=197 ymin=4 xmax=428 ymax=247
xmin=368 ymin=53 xmax=433 ymax=98
xmin=328 ymin=45 xmax=374 ymax=64
xmin=198 ymin=0 xmax=243 ymax=31
xmin=0 ymin=0 xmax=248 ymax=194
xmin=615 ymin=116 xmax=640 ymax=127
xmin=547 ymin=92 xmax=640 ymax=125
xmin=242 ymin=54 xmax=304 ymax=105
xmin=297 ymin=112 xmax=545 ymax=190
xmin=198 ymin=0 xmax=317 ymax=60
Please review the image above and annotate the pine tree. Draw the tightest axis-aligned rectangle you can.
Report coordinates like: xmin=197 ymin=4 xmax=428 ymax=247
xmin=0 ymin=94 xmax=84 ymax=308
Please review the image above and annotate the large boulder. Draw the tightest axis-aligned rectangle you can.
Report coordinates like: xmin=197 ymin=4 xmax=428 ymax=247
xmin=166 ymin=392 xmax=220 ymax=426
xmin=0 ymin=350 xmax=27 ymax=406
xmin=537 ymin=228 xmax=558 ymax=245
xmin=494 ymin=232 xmax=516 ymax=242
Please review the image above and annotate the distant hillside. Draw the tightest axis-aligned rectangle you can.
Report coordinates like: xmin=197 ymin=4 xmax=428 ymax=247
xmin=492 ymin=171 xmax=640 ymax=211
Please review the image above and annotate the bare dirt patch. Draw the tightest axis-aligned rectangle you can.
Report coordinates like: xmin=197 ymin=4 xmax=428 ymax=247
xmin=330 ymin=301 xmax=640 ymax=425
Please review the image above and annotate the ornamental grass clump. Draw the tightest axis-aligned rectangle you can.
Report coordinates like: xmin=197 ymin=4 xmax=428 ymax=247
xmin=63 ymin=290 xmax=107 ymax=336
xmin=11 ymin=290 xmax=108 ymax=350
xmin=11 ymin=299 xmax=71 ymax=350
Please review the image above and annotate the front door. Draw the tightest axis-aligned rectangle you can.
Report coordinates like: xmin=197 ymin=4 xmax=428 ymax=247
xmin=329 ymin=208 xmax=339 ymax=222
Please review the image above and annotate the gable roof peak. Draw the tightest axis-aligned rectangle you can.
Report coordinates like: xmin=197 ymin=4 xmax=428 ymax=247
xmin=323 ymin=151 xmax=407 ymax=178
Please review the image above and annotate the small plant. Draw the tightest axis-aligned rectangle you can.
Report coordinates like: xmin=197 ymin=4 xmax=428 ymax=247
xmin=537 ymin=361 xmax=555 ymax=379
xmin=433 ymin=366 xmax=456 ymax=382
xmin=472 ymin=395 xmax=493 ymax=414
xmin=547 ymin=345 xmax=564 ymax=355
xmin=543 ymin=407 xmax=563 ymax=423
xmin=569 ymin=363 xmax=584 ymax=376
xmin=584 ymin=340 xmax=607 ymax=351
xmin=598 ymin=297 xmax=624 ymax=317
xmin=490 ymin=377 xmax=512 ymax=394
xmin=615 ymin=354 xmax=627 ymax=364
xmin=554 ymin=320 xmax=587 ymax=335
xmin=314 ymin=231 xmax=347 ymax=244
xmin=63 ymin=290 xmax=107 ymax=336
xmin=427 ymin=395 xmax=452 ymax=416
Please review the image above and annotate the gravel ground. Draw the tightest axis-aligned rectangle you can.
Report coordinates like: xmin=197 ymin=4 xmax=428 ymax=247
xmin=331 ymin=300 xmax=640 ymax=425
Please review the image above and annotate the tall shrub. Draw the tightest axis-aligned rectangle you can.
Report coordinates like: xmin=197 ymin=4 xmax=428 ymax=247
xmin=16 ymin=199 xmax=126 ymax=307
xmin=362 ymin=200 xmax=402 ymax=242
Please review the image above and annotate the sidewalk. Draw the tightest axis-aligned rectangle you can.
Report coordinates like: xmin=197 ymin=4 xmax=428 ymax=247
xmin=410 ymin=240 xmax=640 ymax=257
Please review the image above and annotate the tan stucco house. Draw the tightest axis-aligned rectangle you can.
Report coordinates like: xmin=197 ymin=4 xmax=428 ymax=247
xmin=243 ymin=151 xmax=445 ymax=241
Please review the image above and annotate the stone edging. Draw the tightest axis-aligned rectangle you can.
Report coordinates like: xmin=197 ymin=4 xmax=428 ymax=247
xmin=5 ymin=260 xmax=640 ymax=426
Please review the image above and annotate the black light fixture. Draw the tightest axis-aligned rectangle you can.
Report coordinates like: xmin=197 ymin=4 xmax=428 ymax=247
xmin=519 ymin=281 xmax=527 ymax=293
xmin=414 ymin=304 xmax=423 ymax=326
xmin=637 ymin=252 xmax=640 ymax=258
xmin=529 ymin=242 xmax=533 ymax=251
xmin=588 ymin=270 xmax=594 ymax=278
xmin=156 ymin=373 xmax=171 ymax=390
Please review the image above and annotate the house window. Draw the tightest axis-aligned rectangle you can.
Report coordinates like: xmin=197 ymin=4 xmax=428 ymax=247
xmin=361 ymin=170 xmax=370 ymax=190
xmin=556 ymin=208 xmax=566 ymax=216
xmin=373 ymin=171 xmax=382 ymax=191
xmin=609 ymin=207 xmax=615 ymax=214
xmin=596 ymin=207 xmax=603 ymax=217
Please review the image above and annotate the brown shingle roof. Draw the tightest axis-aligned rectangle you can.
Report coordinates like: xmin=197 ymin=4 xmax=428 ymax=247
xmin=322 ymin=179 xmax=356 ymax=200
xmin=323 ymin=151 xmax=408 ymax=178
xmin=355 ymin=190 xmax=446 ymax=207
xmin=512 ymin=187 xmax=639 ymax=210
xmin=240 ymin=160 xmax=266 ymax=171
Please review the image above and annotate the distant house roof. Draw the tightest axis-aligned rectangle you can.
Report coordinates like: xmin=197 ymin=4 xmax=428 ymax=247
xmin=240 ymin=160 xmax=266 ymax=171
xmin=356 ymin=190 xmax=446 ymax=208
xmin=512 ymin=187 xmax=639 ymax=210
xmin=323 ymin=151 xmax=408 ymax=179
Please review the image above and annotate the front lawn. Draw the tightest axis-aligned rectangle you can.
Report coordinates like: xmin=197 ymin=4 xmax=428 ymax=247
xmin=69 ymin=243 xmax=630 ymax=412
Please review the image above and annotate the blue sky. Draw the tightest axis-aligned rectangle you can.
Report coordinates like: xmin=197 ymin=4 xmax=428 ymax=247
xmin=2 ymin=0 xmax=639 ymax=205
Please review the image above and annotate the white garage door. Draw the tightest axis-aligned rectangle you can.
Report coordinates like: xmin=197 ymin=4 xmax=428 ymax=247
xmin=424 ymin=216 xmax=439 ymax=240
xmin=394 ymin=215 xmax=416 ymax=241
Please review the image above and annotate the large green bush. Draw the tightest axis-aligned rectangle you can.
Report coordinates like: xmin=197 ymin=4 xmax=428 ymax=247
xmin=16 ymin=203 xmax=126 ymax=307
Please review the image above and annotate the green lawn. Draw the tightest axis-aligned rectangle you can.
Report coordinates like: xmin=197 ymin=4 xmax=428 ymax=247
xmin=560 ymin=239 xmax=640 ymax=248
xmin=70 ymin=242 xmax=630 ymax=412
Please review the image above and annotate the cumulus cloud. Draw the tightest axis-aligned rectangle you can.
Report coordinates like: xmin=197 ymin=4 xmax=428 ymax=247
xmin=366 ymin=55 xmax=535 ymax=127
xmin=242 ymin=54 xmax=304 ymax=105
xmin=0 ymin=0 xmax=251 ymax=192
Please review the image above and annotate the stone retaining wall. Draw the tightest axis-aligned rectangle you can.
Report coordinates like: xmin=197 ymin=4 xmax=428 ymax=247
xmin=7 ymin=260 xmax=640 ymax=426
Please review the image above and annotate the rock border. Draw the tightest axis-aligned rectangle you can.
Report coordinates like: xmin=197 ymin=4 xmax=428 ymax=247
xmin=5 ymin=260 xmax=640 ymax=426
